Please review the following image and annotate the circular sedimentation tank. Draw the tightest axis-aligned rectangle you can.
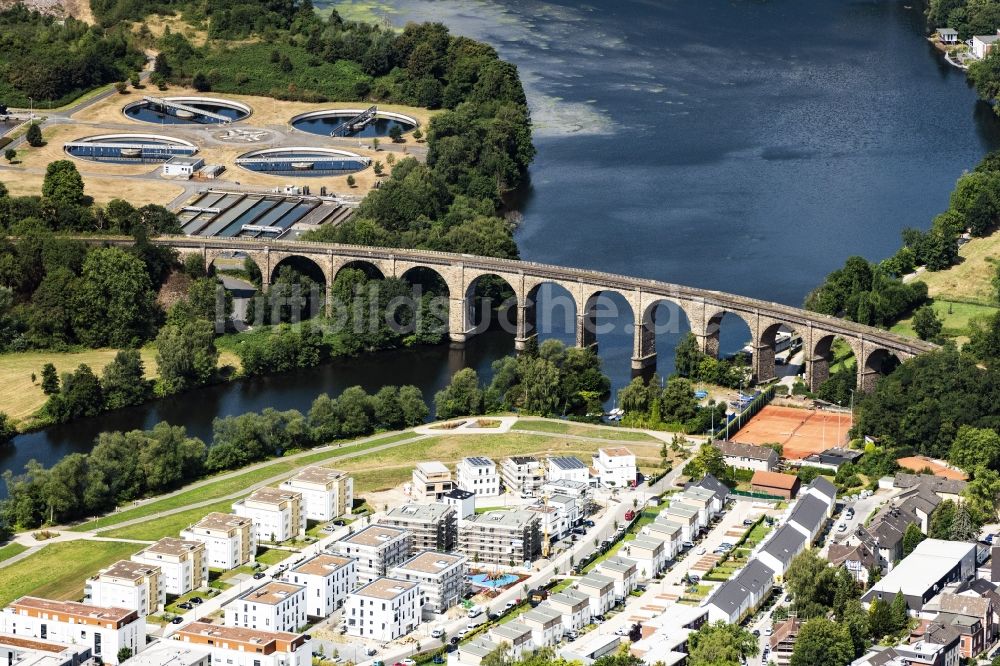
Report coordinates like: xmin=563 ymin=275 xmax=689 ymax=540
xmin=64 ymin=133 xmax=198 ymax=164
xmin=290 ymin=109 xmax=417 ymax=138
xmin=235 ymin=147 xmax=370 ymax=177
xmin=123 ymin=96 xmax=251 ymax=124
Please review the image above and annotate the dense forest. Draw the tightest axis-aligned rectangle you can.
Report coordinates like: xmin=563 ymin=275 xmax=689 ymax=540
xmin=927 ymin=0 xmax=1000 ymax=39
xmin=0 ymin=5 xmax=143 ymax=106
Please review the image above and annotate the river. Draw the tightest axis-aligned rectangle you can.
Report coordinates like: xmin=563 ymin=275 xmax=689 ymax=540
xmin=3 ymin=0 xmax=999 ymax=487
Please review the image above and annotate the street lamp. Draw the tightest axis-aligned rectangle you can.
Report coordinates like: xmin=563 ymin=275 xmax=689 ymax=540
xmin=28 ymin=97 xmax=33 ymax=120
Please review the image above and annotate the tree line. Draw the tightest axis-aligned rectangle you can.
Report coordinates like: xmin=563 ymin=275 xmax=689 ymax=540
xmin=1 ymin=383 xmax=428 ymax=530
xmin=434 ymin=339 xmax=610 ymax=419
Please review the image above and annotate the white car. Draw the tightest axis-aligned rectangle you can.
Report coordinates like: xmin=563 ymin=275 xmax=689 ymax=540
xmin=696 ymin=547 xmax=706 ymax=555
xmin=614 ymin=628 xmax=627 ymax=636
xmin=402 ymin=660 xmax=416 ymax=666
xmin=763 ymin=627 xmax=772 ymax=636
xmin=837 ymin=523 xmax=847 ymax=533
xmin=431 ymin=629 xmax=444 ymax=639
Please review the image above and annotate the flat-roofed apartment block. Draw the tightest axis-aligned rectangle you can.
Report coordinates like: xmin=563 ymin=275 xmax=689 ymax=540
xmin=131 ymin=538 xmax=207 ymax=596
xmin=173 ymin=622 xmax=309 ymax=666
xmin=546 ymin=589 xmax=591 ymax=632
xmin=459 ymin=509 xmax=541 ymax=565
xmin=456 ymin=457 xmax=500 ymax=497
xmin=0 ymin=597 xmax=146 ymax=665
xmin=389 ymin=551 xmax=468 ymax=616
xmin=541 ymin=478 xmax=591 ymax=500
xmin=442 ymin=489 xmax=476 ymax=519
xmin=225 ymin=582 xmax=306 ymax=633
xmin=380 ymin=503 xmax=457 ymax=553
xmin=488 ymin=621 xmax=534 ymax=658
xmin=287 ymin=554 xmax=356 ymax=618
xmin=330 ymin=525 xmax=412 ymax=585
xmin=597 ymin=557 xmax=637 ymax=599
xmin=233 ymin=487 xmax=305 ymax=544
xmin=520 ymin=605 xmax=562 ymax=647
xmin=500 ymin=457 xmax=545 ymax=497
xmin=592 ymin=448 xmax=636 ymax=488
xmin=180 ymin=512 xmax=256 ymax=571
xmin=84 ymin=560 xmax=165 ymax=617
xmin=344 ymin=578 xmax=420 ymax=641
xmin=125 ymin=644 xmax=209 ymax=666
xmin=0 ymin=632 xmax=93 ymax=666
xmin=279 ymin=466 xmax=352 ymax=522
xmin=546 ymin=457 xmax=590 ymax=485
xmin=412 ymin=462 xmax=453 ymax=501
xmin=620 ymin=536 xmax=666 ymax=580
xmin=574 ymin=573 xmax=615 ymax=616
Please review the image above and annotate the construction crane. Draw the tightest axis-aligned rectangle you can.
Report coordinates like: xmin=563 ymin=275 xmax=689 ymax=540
xmin=541 ymin=491 xmax=551 ymax=558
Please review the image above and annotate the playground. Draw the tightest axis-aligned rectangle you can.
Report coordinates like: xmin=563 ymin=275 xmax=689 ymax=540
xmin=730 ymin=405 xmax=853 ymax=459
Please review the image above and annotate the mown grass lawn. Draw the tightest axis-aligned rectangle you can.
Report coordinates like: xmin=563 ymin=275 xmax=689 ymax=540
xmin=256 ymin=547 xmax=293 ymax=567
xmin=98 ymin=500 xmax=235 ymax=541
xmin=891 ymin=299 xmax=998 ymax=342
xmin=0 ymin=542 xmax=27 ymax=562
xmin=0 ymin=540 xmax=139 ymax=606
xmin=512 ymin=419 xmax=658 ymax=442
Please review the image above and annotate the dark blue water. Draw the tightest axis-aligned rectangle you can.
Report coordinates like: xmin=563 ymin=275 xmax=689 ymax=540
xmin=125 ymin=101 xmax=248 ymax=124
xmin=5 ymin=0 xmax=999 ymax=488
xmin=292 ymin=115 xmax=416 ymax=138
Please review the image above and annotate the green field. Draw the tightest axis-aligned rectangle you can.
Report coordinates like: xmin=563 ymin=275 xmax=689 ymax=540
xmin=256 ymin=547 xmax=294 ymax=567
xmin=891 ymin=299 xmax=999 ymax=342
xmin=0 ymin=542 xmax=27 ymax=563
xmin=98 ymin=500 xmax=235 ymax=541
xmin=73 ymin=432 xmax=422 ymax=532
xmin=0 ymin=540 xmax=139 ymax=606
xmin=512 ymin=419 xmax=658 ymax=442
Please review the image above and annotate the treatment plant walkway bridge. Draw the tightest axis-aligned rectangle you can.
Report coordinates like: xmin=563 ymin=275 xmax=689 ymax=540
xmin=96 ymin=236 xmax=936 ymax=392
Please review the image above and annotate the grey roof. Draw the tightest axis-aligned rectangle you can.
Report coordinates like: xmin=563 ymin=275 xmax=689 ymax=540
xmin=460 ymin=638 xmax=499 ymax=659
xmin=717 ymin=441 xmax=779 ymax=463
xmin=975 ymin=34 xmax=1000 ymax=43
xmin=708 ymin=559 xmax=775 ymax=617
xmin=807 ymin=476 xmax=837 ymax=501
xmin=491 ymin=621 xmax=532 ymax=641
xmin=788 ymin=494 xmax=828 ymax=536
xmin=894 ymin=473 xmax=967 ymax=495
xmin=549 ymin=456 xmax=588 ymax=471
xmin=463 ymin=456 xmax=495 ymax=467
xmin=803 ymin=448 xmax=863 ymax=467
xmin=761 ymin=524 xmax=807 ymax=568
xmin=166 ymin=155 xmax=203 ymax=166
xmin=690 ymin=474 xmax=730 ymax=503
xmin=666 ymin=503 xmax=699 ymax=519
xmin=600 ymin=557 xmax=637 ymax=575
xmin=828 ymin=542 xmax=878 ymax=571
xmin=577 ymin=573 xmax=614 ymax=591
xmin=647 ymin=520 xmax=682 ymax=536
xmin=626 ymin=536 xmax=664 ymax=553
xmin=938 ymin=28 xmax=958 ymax=35
xmin=523 ymin=604 xmax=561 ymax=624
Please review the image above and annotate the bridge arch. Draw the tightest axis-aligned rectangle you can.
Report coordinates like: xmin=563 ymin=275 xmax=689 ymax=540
xmin=398 ymin=265 xmax=450 ymax=296
xmin=452 ymin=272 xmax=519 ymax=343
xmin=634 ymin=297 xmax=694 ymax=372
xmin=333 ymin=259 xmax=387 ymax=283
xmin=860 ymin=347 xmax=901 ymax=393
xmin=576 ymin=288 xmax=638 ymax=368
xmin=524 ymin=281 xmax=578 ymax=351
xmin=752 ymin=320 xmax=805 ymax=385
xmin=809 ymin=333 xmax=864 ymax=395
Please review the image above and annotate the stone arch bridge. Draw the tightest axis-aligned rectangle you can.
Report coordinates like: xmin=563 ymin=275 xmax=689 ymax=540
xmin=99 ymin=236 xmax=935 ymax=393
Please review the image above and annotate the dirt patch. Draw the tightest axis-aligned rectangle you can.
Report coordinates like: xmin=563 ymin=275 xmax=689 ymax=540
xmin=157 ymin=270 xmax=193 ymax=311
xmin=731 ymin=405 xmax=853 ymax=459
xmin=896 ymin=455 xmax=967 ymax=480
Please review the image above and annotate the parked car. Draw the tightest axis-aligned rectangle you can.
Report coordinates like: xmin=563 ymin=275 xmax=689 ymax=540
xmin=764 ymin=626 xmax=772 ymax=636
xmin=178 ymin=602 xmax=193 ymax=610
xmin=190 ymin=597 xmax=203 ymax=605
xmin=458 ymin=628 xmax=470 ymax=639
xmin=171 ymin=617 xmax=183 ymax=624
xmin=504 ymin=600 xmax=517 ymax=610
xmin=401 ymin=660 xmax=416 ymax=666
xmin=431 ymin=629 xmax=444 ymax=639
xmin=614 ymin=628 xmax=627 ymax=636
xmin=682 ymin=540 xmax=695 ymax=549
xmin=696 ymin=547 xmax=706 ymax=555
xmin=467 ymin=605 xmax=483 ymax=618
xmin=743 ymin=519 xmax=755 ymax=526
xmin=253 ymin=572 xmax=266 ymax=579
xmin=837 ymin=523 xmax=847 ymax=533
xmin=433 ymin=656 xmax=445 ymax=664
xmin=584 ymin=520 xmax=596 ymax=528
xmin=364 ymin=648 xmax=377 ymax=657
xmin=372 ymin=662 xmax=385 ymax=666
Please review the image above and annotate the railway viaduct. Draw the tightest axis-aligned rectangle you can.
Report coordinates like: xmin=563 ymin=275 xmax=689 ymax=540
xmin=97 ymin=236 xmax=936 ymax=393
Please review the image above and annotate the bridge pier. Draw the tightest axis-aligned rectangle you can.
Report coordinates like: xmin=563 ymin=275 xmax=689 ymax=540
xmin=576 ymin=310 xmax=597 ymax=350
xmin=449 ymin=296 xmax=472 ymax=344
xmin=752 ymin=343 xmax=775 ymax=384
xmin=515 ymin=302 xmax=537 ymax=352
xmin=632 ymin=322 xmax=657 ymax=371
xmin=694 ymin=331 xmax=720 ymax=358
xmin=805 ymin=355 xmax=829 ymax=393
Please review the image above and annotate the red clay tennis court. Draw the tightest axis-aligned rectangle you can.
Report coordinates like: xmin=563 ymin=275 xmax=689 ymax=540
xmin=730 ymin=405 xmax=853 ymax=459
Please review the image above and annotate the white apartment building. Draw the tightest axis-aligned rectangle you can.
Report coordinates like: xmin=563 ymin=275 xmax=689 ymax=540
xmin=125 ymin=644 xmax=209 ymax=666
xmin=330 ymin=525 xmax=412 ymax=585
xmin=549 ymin=493 xmax=580 ymax=527
xmin=389 ymin=551 xmax=467 ymax=616
xmin=442 ymin=489 xmax=476 ymax=519
xmin=574 ymin=573 xmax=615 ymax=616
xmin=500 ymin=456 xmax=545 ymax=497
xmin=344 ymin=578 xmax=421 ymax=642
xmin=456 ymin=457 xmax=500 ymax=497
xmin=0 ymin=632 xmax=93 ymax=666
xmin=174 ymin=623 xmax=309 ymax=666
xmin=663 ymin=503 xmax=700 ymax=542
xmin=412 ymin=461 xmax=454 ymax=501
xmin=597 ymin=557 xmax=638 ymax=599
xmin=0 ymin=597 xmax=146 ymax=665
xmin=131 ymin=538 xmax=207 ymax=596
xmin=224 ymin=582 xmax=306 ymax=633
xmin=180 ymin=512 xmax=255 ymax=571
xmin=592 ymin=448 xmax=636 ymax=488
xmin=620 ymin=536 xmax=666 ymax=580
xmin=541 ymin=478 xmax=591 ymax=500
xmin=84 ymin=560 xmax=165 ymax=617
xmin=642 ymin=519 xmax=681 ymax=560
xmin=520 ymin=605 xmax=562 ymax=647
xmin=546 ymin=457 xmax=590 ymax=485
xmin=547 ymin=590 xmax=591 ymax=632
xmin=287 ymin=554 xmax=356 ymax=618
xmin=233 ymin=487 xmax=305 ymax=544
xmin=279 ymin=466 xmax=352 ymax=522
